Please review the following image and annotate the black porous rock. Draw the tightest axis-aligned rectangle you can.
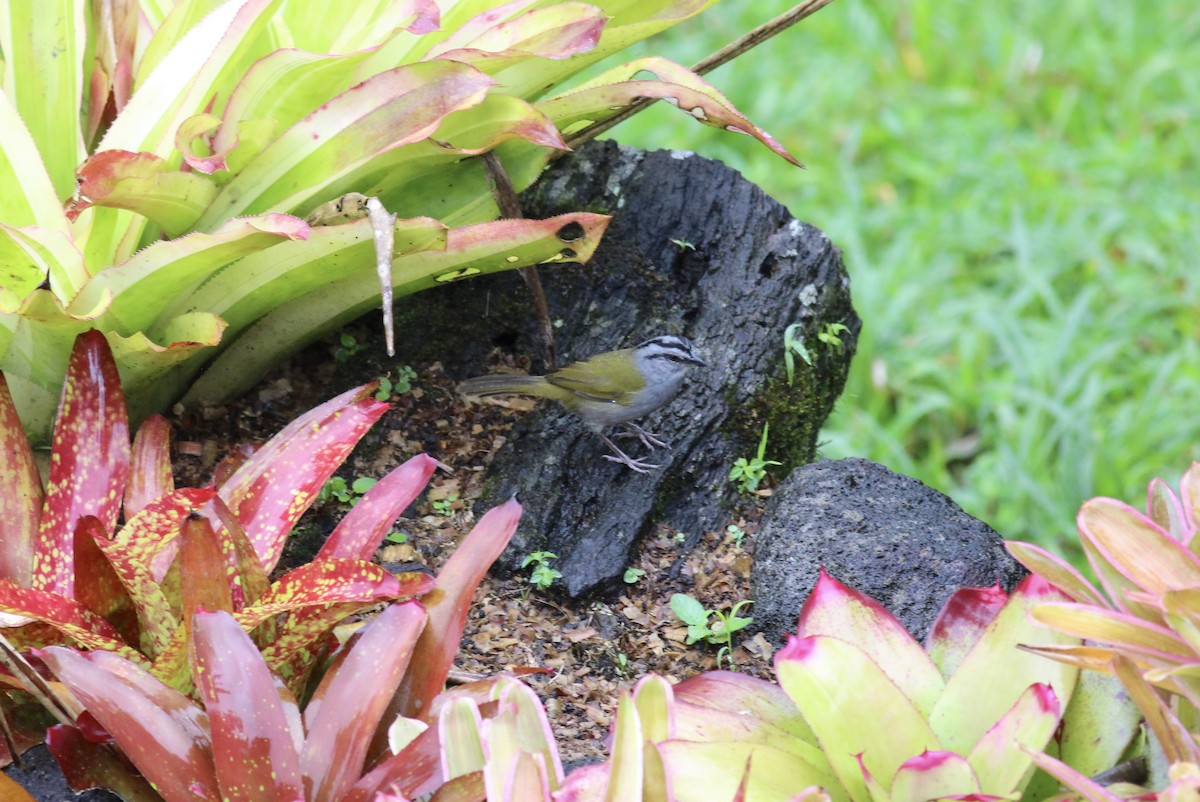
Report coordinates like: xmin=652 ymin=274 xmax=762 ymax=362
xmin=751 ymin=458 xmax=1026 ymax=643
xmin=3 ymin=745 xmax=120 ymax=801
xmin=392 ymin=140 xmax=859 ymax=597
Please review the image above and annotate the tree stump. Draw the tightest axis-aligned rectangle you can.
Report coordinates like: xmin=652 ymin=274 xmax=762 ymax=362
xmin=396 ymin=140 xmax=860 ymax=596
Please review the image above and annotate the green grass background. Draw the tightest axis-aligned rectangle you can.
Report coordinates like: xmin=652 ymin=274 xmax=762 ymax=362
xmin=600 ymin=1 xmax=1200 ymax=556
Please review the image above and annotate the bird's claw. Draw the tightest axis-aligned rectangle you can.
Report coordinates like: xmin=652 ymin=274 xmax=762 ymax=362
xmin=615 ymin=423 xmax=670 ymax=450
xmin=602 ymin=453 xmax=660 ymax=474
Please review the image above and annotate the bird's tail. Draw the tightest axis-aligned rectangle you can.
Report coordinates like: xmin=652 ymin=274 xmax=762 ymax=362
xmin=459 ymin=373 xmax=551 ymax=398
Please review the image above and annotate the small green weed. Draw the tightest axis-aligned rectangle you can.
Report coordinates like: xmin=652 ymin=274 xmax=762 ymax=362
xmin=383 ymin=530 xmax=409 ymax=545
xmin=316 ymin=475 xmax=377 ymax=506
xmin=670 ymin=238 xmax=695 ymax=251
xmin=670 ymin=593 xmax=754 ymax=669
xmin=726 ymin=523 xmax=748 ymax=547
xmin=783 ymin=323 xmax=812 ymax=385
xmin=522 ymin=551 xmax=562 ymax=592
xmin=729 ymin=423 xmax=782 ymax=494
xmin=334 ymin=332 xmax=366 ymax=363
xmin=431 ymin=494 xmax=458 ymax=516
xmin=817 ymin=322 xmax=849 ymax=350
xmin=623 ymin=567 xmax=646 ymax=584
xmin=374 ymin=365 xmax=418 ymax=400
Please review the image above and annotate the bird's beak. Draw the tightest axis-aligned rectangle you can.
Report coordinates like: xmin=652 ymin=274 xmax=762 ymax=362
xmin=688 ymin=354 xmax=707 ymax=367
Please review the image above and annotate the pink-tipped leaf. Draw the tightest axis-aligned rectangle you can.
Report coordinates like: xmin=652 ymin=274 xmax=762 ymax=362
xmin=301 ymin=601 xmax=427 ymax=802
xmin=38 ymin=646 xmax=219 ymax=801
xmin=192 ymin=610 xmax=304 ymax=802
xmin=319 ymin=453 xmax=437 ymax=560
xmin=929 ymin=574 xmax=1078 ymax=754
xmin=217 ymin=383 xmax=389 ymax=573
xmin=775 ymin=634 xmax=939 ymax=802
xmin=124 ymin=414 xmax=174 ymax=518
xmin=965 ymin=683 xmax=1061 ymax=795
xmin=889 ymin=751 xmax=983 ymax=802
xmin=925 ymin=583 xmax=1008 ymax=679
xmin=385 ymin=497 xmax=523 ymax=728
xmin=0 ymin=373 xmax=43 ymax=585
xmin=32 ymin=330 xmax=132 ymax=597
xmin=798 ymin=568 xmax=944 ymax=715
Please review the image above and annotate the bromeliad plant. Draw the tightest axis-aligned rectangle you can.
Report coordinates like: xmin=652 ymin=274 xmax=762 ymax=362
xmin=558 ymin=570 xmax=1141 ymax=802
xmin=0 ymin=0 xmax=799 ymax=441
xmin=0 ymin=330 xmax=517 ymax=772
xmin=1008 ymin=462 xmax=1200 ymax=794
xmin=29 ymin=533 xmax=539 ymax=802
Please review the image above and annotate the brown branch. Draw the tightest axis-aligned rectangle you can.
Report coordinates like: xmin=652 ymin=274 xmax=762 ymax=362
xmin=566 ymin=0 xmax=838 ymax=150
xmin=482 ymin=152 xmax=557 ymax=369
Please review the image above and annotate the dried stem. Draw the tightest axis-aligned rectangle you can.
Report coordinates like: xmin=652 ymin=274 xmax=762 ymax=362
xmin=566 ymin=0 xmax=838 ymax=150
xmin=481 ymin=152 xmax=557 ymax=369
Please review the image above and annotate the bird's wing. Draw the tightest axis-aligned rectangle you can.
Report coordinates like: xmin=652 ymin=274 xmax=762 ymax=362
xmin=545 ymin=349 xmax=645 ymax=403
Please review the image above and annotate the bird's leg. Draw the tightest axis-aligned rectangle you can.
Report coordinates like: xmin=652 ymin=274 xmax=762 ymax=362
xmin=617 ymin=422 xmax=669 ymax=450
xmin=598 ymin=433 xmax=660 ymax=474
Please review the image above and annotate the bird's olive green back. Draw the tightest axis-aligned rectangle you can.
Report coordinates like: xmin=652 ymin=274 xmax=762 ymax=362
xmin=545 ymin=348 xmax=645 ymax=403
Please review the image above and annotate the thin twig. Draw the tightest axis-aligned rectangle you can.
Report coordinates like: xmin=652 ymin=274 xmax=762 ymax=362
xmin=482 ymin=152 xmax=558 ymax=369
xmin=566 ymin=0 xmax=838 ymax=150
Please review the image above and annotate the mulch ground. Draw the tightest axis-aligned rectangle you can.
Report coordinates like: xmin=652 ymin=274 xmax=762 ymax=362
xmin=167 ymin=328 xmax=777 ymax=766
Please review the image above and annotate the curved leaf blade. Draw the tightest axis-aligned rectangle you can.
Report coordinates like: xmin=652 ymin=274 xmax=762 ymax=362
xmin=31 ymin=330 xmax=131 ymax=597
xmin=192 ymin=610 xmax=304 ymax=802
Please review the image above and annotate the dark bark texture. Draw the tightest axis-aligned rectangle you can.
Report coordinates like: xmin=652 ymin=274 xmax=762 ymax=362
xmin=393 ymin=140 xmax=859 ymax=596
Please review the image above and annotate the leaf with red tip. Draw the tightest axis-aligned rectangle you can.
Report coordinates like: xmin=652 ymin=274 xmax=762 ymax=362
xmin=0 ymin=581 xmax=144 ymax=663
xmin=72 ymin=516 xmax=139 ymax=648
xmin=925 ymin=584 xmax=1007 ymax=679
xmin=387 ymin=497 xmax=522 ymax=728
xmin=68 ymin=149 xmax=218 ymax=236
xmin=38 ymin=646 xmax=219 ymax=801
xmin=178 ymin=515 xmax=235 ymax=629
xmin=775 ymin=634 xmax=939 ymax=802
xmin=889 ymin=750 xmax=981 ymax=801
xmin=302 ymin=601 xmax=427 ymax=802
xmin=1005 ymin=541 xmax=1108 ymax=608
xmin=798 ymin=568 xmax=944 ymax=715
xmin=217 ymin=383 xmax=389 ymax=573
xmin=0 ymin=373 xmax=43 ymax=585
xmin=1079 ymin=498 xmax=1200 ymax=597
xmin=967 ymin=683 xmax=1061 ymax=795
xmin=319 ymin=453 xmax=437 ymax=560
xmin=32 ymin=330 xmax=132 ymax=597
xmin=111 ymin=487 xmax=217 ymax=582
xmin=192 ymin=610 xmax=304 ymax=802
xmin=125 ymin=414 xmax=174 ymax=518
xmin=930 ymin=575 xmax=1078 ymax=754
xmin=45 ymin=724 xmax=160 ymax=801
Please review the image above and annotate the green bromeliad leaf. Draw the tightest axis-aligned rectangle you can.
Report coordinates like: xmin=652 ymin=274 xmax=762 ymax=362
xmin=182 ymin=212 xmax=609 ymax=405
xmin=1 ymin=0 xmax=803 ymax=445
